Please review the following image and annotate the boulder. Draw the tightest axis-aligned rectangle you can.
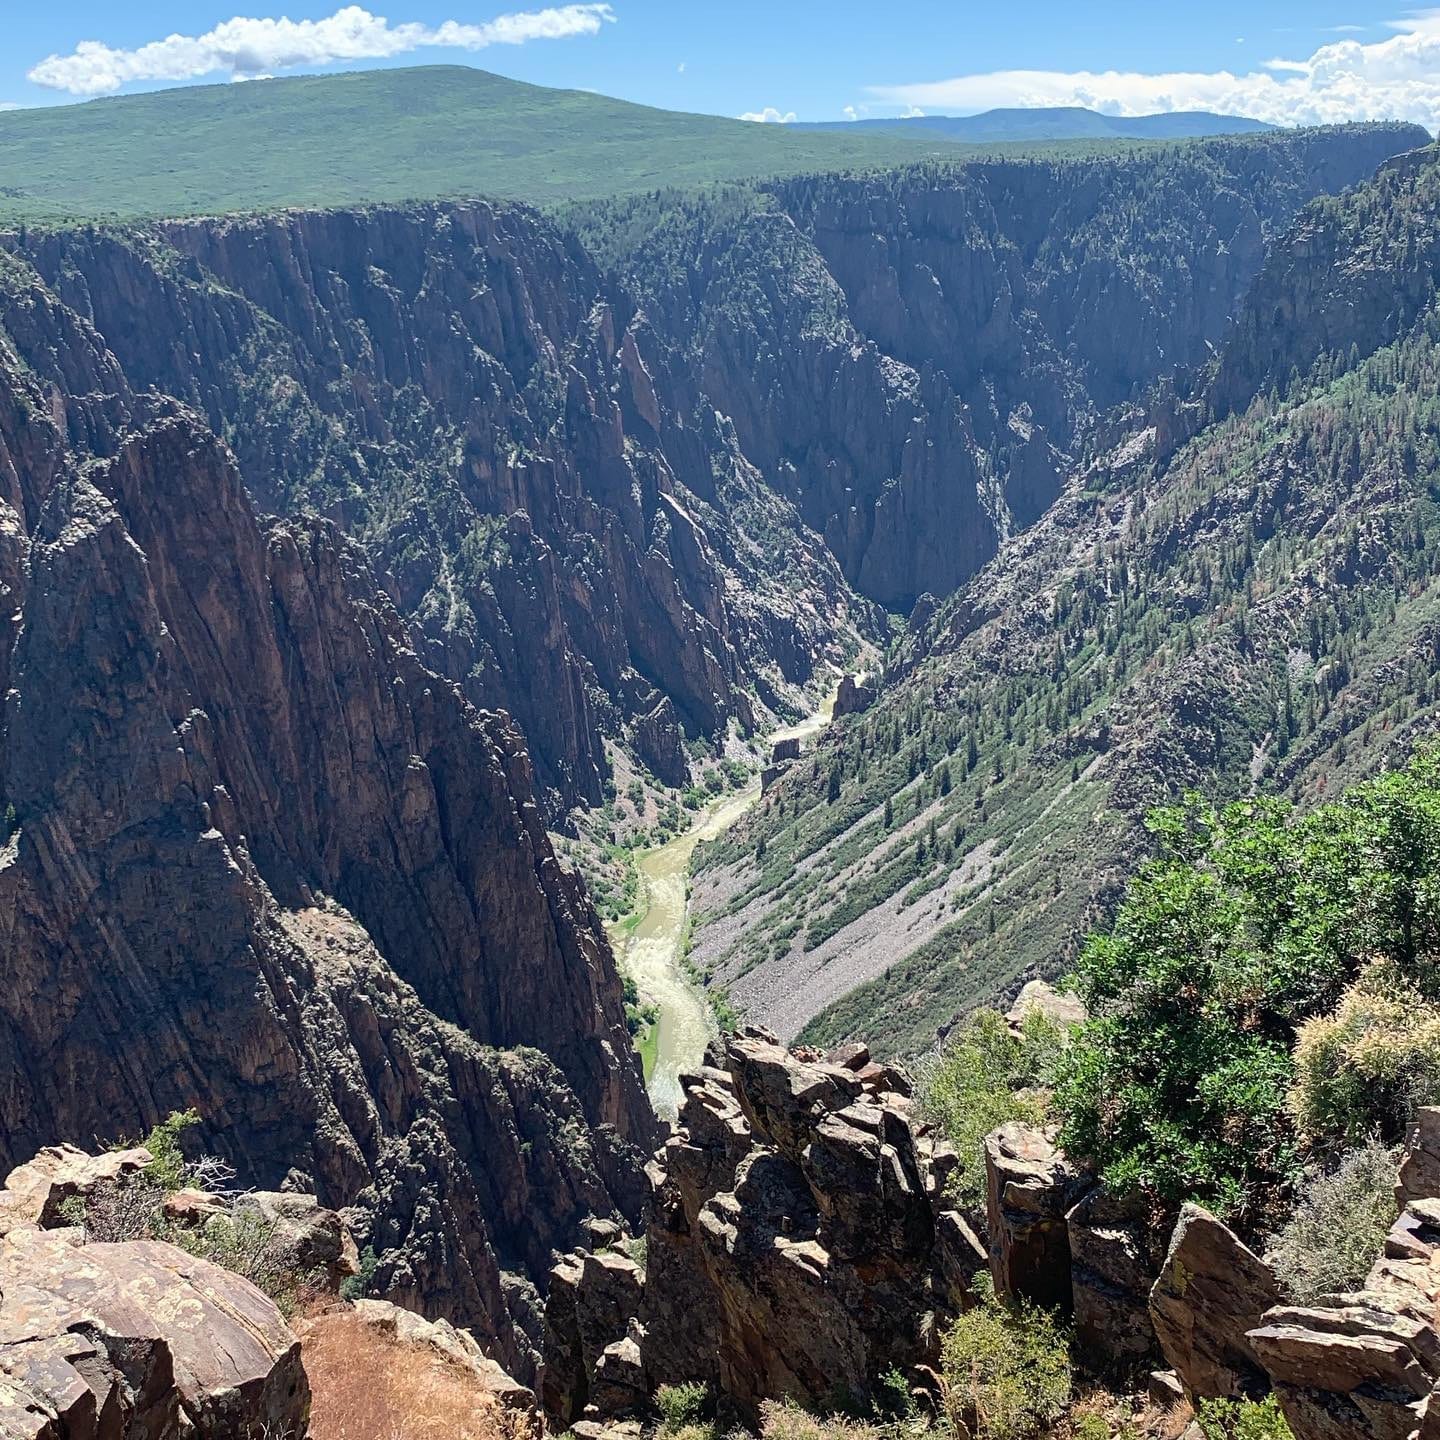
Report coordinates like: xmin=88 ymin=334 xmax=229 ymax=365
xmin=587 ymin=1331 xmax=648 ymax=1419
xmin=0 ymin=1145 xmax=153 ymax=1235
xmin=234 ymin=1191 xmax=359 ymax=1292
xmin=933 ymin=1210 xmax=988 ymax=1319
xmin=984 ymin=1122 xmax=1090 ymax=1311
xmin=0 ymin=1227 xmax=306 ymax=1440
xmin=727 ymin=1032 xmax=863 ymax=1163
xmin=1004 ymin=981 xmax=1087 ymax=1035
xmin=1149 ymin=1205 xmax=1279 ymax=1401
xmin=581 ymin=1218 xmax=625 ymax=1253
xmin=800 ymin=1103 xmax=932 ymax=1266
xmin=1067 ymin=1185 xmax=1159 ymax=1368
xmin=1249 ymin=1302 xmax=1438 ymax=1440
xmin=1245 ymin=1198 xmax=1440 ymax=1439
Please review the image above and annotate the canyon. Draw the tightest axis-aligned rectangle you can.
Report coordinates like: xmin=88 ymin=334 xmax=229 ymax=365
xmin=1 ymin=64 xmax=1439 ymax=1438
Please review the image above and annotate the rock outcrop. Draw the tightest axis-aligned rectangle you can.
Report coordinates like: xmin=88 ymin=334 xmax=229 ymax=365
xmin=0 ymin=289 xmax=657 ymax=1377
xmin=0 ymin=1145 xmax=153 ymax=1236
xmin=984 ymin=1122 xmax=1090 ymax=1312
xmin=1066 ymin=1185 xmax=1160 ymax=1370
xmin=543 ymin=1031 xmax=983 ymax=1427
xmin=1398 ymin=1109 xmax=1440 ymax=1209
xmin=1150 ymin=1206 xmax=1280 ymax=1402
xmin=0 ymin=1227 xmax=307 ymax=1440
xmin=347 ymin=1298 xmax=539 ymax=1427
xmin=1247 ymin=1191 xmax=1440 ymax=1439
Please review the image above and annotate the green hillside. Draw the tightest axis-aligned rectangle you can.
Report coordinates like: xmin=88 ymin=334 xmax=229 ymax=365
xmin=0 ymin=64 xmax=967 ymax=220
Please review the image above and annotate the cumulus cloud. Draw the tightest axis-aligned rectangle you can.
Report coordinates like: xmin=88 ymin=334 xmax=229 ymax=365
xmin=868 ymin=9 xmax=1440 ymax=131
xmin=738 ymin=106 xmax=796 ymax=123
xmin=0 ymin=103 xmax=18 ymax=112
xmin=27 ymin=3 xmax=616 ymax=96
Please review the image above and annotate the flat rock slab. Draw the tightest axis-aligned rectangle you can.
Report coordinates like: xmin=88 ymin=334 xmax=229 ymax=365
xmin=0 ymin=1229 xmax=306 ymax=1440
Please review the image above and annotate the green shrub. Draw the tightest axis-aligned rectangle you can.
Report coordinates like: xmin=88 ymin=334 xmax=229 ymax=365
xmin=1066 ymin=1416 xmax=1117 ymax=1440
xmin=915 ymin=1010 xmax=1057 ymax=1211
xmin=657 ymin=1382 xmax=713 ymax=1433
xmin=126 ymin=1108 xmax=203 ymax=1192
xmin=1270 ymin=1139 xmax=1399 ymax=1303
xmin=1056 ymin=757 xmax=1440 ymax=1227
xmin=1290 ymin=964 xmax=1440 ymax=1145
xmin=940 ymin=1283 xmax=1072 ymax=1440
xmin=871 ymin=1366 xmax=914 ymax=1422
xmin=1197 ymin=1395 xmax=1293 ymax=1440
xmin=340 ymin=1244 xmax=379 ymax=1301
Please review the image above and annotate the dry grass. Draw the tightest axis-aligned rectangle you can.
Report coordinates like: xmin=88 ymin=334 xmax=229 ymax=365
xmin=301 ymin=1311 xmax=515 ymax=1440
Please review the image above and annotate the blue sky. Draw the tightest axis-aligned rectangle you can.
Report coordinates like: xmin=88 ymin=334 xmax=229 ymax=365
xmin=4 ymin=3 xmax=1439 ymax=130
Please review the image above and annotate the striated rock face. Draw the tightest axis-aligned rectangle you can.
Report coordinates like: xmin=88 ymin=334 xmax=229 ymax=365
xmin=1150 ymin=1205 xmax=1280 ymax=1402
xmin=2 ymin=206 xmax=861 ymax=816
xmin=1066 ymin=1185 xmax=1161 ymax=1370
xmin=607 ymin=128 xmax=1427 ymax=614
xmin=0 ymin=289 xmax=657 ymax=1376
xmin=1398 ymin=1108 xmax=1440 ymax=1209
xmin=0 ymin=1227 xmax=307 ymax=1440
xmin=543 ymin=1031 xmax=982 ymax=1426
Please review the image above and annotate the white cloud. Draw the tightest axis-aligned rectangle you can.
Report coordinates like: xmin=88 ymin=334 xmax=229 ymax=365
xmin=677 ymin=60 xmax=686 ymax=73
xmin=869 ymin=9 xmax=1440 ymax=131
xmin=27 ymin=3 xmax=616 ymax=96
xmin=842 ymin=104 xmax=858 ymax=121
xmin=738 ymin=106 xmax=796 ymax=123
xmin=0 ymin=103 xmax=18 ymax=112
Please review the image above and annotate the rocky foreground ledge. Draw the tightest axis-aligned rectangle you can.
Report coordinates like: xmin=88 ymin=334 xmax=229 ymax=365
xmin=10 ymin=1030 xmax=1440 ymax=1439
xmin=0 ymin=1143 xmax=538 ymax=1440
xmin=543 ymin=1025 xmax=1440 ymax=1440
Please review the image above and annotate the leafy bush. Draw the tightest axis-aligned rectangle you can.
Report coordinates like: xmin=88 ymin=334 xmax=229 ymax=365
xmin=657 ymin=1382 xmax=713 ymax=1433
xmin=68 ymin=1178 xmax=165 ymax=1242
xmin=1196 ymin=1395 xmax=1293 ymax=1440
xmin=939 ymin=1283 xmax=1072 ymax=1440
xmin=1270 ymin=1139 xmax=1399 ymax=1303
xmin=1290 ymin=965 xmax=1440 ymax=1145
xmin=915 ymin=1010 xmax=1058 ymax=1210
xmin=66 ymin=1109 xmax=223 ymax=1243
xmin=340 ymin=1244 xmax=379 ymax=1302
xmin=1057 ymin=757 xmax=1440 ymax=1228
xmin=107 ymin=1108 xmax=205 ymax=1192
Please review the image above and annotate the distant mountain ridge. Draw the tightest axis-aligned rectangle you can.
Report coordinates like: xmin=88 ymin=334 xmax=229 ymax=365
xmin=0 ymin=65 xmax=961 ymax=220
xmin=797 ymin=106 xmax=1277 ymax=142
xmin=0 ymin=68 xmax=1289 ymax=223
